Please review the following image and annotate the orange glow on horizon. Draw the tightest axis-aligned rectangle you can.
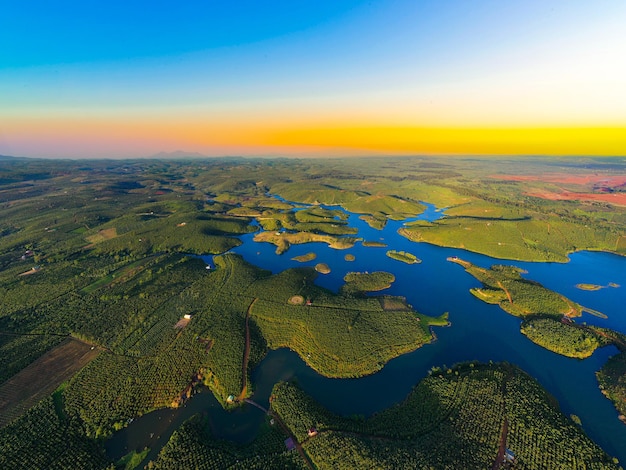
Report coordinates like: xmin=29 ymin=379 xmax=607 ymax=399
xmin=261 ymin=126 xmax=626 ymax=156
xmin=4 ymin=116 xmax=626 ymax=157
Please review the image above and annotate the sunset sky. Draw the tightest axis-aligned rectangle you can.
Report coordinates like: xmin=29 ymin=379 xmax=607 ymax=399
xmin=2 ymin=0 xmax=626 ymax=158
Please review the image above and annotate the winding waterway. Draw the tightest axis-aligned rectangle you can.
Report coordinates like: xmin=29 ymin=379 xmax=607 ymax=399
xmin=107 ymin=200 xmax=626 ymax=465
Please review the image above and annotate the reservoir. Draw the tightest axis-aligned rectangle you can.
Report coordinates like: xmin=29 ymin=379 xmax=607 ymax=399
xmin=107 ymin=201 xmax=626 ymax=464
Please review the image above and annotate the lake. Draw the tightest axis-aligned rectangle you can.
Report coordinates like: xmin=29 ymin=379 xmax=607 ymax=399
xmin=107 ymin=200 xmax=626 ymax=465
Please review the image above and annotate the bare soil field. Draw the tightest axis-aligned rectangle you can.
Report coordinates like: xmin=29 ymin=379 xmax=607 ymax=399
xmin=380 ymin=296 xmax=410 ymax=311
xmin=174 ymin=318 xmax=191 ymax=329
xmin=493 ymin=174 xmax=626 ymax=186
xmin=85 ymin=227 xmax=118 ymax=245
xmin=0 ymin=338 xmax=100 ymax=427
xmin=526 ymin=190 xmax=626 ymax=206
xmin=288 ymin=295 xmax=304 ymax=305
xmin=492 ymin=173 xmax=626 ymax=206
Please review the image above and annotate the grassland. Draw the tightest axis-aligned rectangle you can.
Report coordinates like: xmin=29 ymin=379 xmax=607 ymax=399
xmin=270 ymin=182 xmax=426 ymax=221
xmin=362 ymin=240 xmax=387 ymax=247
xmin=577 ymin=283 xmax=604 ymax=291
xmin=314 ymin=262 xmax=331 ymax=274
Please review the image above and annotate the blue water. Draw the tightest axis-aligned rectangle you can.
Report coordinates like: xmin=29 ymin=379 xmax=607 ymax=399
xmin=108 ymin=200 xmax=626 ymax=463
xmin=232 ymin=200 xmax=626 ymax=461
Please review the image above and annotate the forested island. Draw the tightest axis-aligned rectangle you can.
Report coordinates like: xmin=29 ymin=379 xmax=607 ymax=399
xmin=386 ymin=249 xmax=421 ymax=264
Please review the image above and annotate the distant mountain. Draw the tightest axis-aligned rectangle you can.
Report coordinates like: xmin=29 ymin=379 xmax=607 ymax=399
xmin=149 ymin=151 xmax=208 ymax=159
xmin=0 ymin=154 xmax=20 ymax=161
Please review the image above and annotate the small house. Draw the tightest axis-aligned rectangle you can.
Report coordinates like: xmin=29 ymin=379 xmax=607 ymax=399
xmin=307 ymin=427 xmax=318 ymax=437
xmin=284 ymin=437 xmax=296 ymax=451
xmin=505 ymin=448 xmax=516 ymax=463
xmin=226 ymin=395 xmax=235 ymax=404
xmin=184 ymin=314 xmax=192 ymax=320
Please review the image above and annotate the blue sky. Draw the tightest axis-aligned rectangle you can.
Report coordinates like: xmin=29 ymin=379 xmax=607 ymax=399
xmin=1 ymin=0 xmax=625 ymax=157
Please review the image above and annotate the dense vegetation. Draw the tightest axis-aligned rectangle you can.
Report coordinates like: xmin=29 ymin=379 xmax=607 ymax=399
xmin=452 ymin=258 xmax=619 ymax=358
xmin=0 ymin=393 xmax=110 ymax=470
xmin=2 ymin=156 xmax=626 ymax=468
xmin=270 ymin=363 xmax=618 ymax=469
xmin=597 ymin=352 xmax=626 ymax=421
xmin=386 ymin=249 xmax=421 ymax=264
xmin=246 ymin=265 xmax=446 ymax=378
xmin=452 ymin=258 xmax=580 ymax=318
xmin=521 ymin=317 xmax=601 ymax=358
xmin=149 ymin=415 xmax=306 ymax=470
xmin=341 ymin=271 xmax=395 ymax=296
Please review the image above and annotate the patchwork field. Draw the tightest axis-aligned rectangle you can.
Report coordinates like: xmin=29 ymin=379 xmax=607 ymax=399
xmin=0 ymin=338 xmax=99 ymax=428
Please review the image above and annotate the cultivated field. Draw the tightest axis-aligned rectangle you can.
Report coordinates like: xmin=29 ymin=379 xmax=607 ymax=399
xmin=0 ymin=338 xmax=99 ymax=427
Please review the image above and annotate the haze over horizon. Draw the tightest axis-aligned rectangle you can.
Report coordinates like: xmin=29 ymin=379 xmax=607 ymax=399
xmin=2 ymin=1 xmax=626 ymax=158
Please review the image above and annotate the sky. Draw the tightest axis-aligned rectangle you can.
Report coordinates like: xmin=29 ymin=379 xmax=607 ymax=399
xmin=1 ymin=0 xmax=626 ymax=158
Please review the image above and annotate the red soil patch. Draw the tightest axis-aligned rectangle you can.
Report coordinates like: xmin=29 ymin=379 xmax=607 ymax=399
xmin=526 ymin=190 xmax=626 ymax=206
xmin=492 ymin=174 xmax=626 ymax=186
xmin=174 ymin=317 xmax=191 ymax=329
xmin=491 ymin=173 xmax=626 ymax=206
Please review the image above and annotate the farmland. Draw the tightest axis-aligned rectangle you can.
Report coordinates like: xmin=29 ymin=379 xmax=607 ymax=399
xmin=147 ymin=363 xmax=619 ymax=469
xmin=268 ymin=363 xmax=618 ymax=469
xmin=1 ymin=156 xmax=626 ymax=468
xmin=0 ymin=338 xmax=99 ymax=427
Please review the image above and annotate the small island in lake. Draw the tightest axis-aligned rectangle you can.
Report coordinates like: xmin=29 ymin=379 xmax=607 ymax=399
xmin=386 ymin=250 xmax=421 ymax=264
xmin=576 ymin=283 xmax=604 ymax=291
xmin=362 ymin=240 xmax=387 ymax=247
xmin=254 ymin=231 xmax=359 ymax=254
xmin=291 ymin=252 xmax=316 ymax=262
xmin=342 ymin=271 xmax=395 ymax=295
xmin=314 ymin=263 xmax=331 ymax=274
